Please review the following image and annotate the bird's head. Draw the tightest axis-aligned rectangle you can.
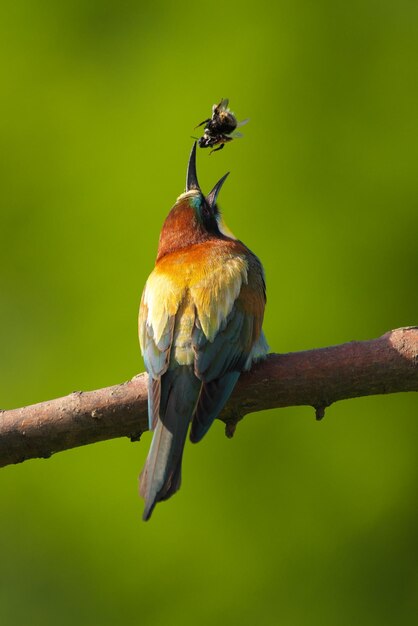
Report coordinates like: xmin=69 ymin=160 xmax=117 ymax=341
xmin=156 ymin=143 xmax=231 ymax=261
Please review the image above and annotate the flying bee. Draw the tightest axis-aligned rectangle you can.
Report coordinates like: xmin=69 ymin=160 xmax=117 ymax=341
xmin=195 ymin=98 xmax=249 ymax=154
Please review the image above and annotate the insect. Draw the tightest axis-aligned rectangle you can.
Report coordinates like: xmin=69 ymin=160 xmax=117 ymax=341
xmin=195 ymin=98 xmax=249 ymax=154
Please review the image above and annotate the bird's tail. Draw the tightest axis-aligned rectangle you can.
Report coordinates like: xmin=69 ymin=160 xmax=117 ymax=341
xmin=139 ymin=367 xmax=200 ymax=521
xmin=139 ymin=416 xmax=188 ymax=521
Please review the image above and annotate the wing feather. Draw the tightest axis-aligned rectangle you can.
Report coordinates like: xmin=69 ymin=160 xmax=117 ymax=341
xmin=189 ymin=248 xmax=268 ymax=442
xmin=139 ymin=269 xmax=184 ymax=429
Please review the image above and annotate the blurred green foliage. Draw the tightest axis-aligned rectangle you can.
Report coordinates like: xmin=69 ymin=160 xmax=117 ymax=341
xmin=0 ymin=1 xmax=417 ymax=624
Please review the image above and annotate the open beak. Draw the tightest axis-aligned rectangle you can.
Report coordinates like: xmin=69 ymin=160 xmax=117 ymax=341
xmin=206 ymin=172 xmax=230 ymax=209
xmin=186 ymin=142 xmax=200 ymax=192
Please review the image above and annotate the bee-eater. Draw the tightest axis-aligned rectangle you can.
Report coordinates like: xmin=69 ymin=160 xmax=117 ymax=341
xmin=138 ymin=143 xmax=268 ymax=520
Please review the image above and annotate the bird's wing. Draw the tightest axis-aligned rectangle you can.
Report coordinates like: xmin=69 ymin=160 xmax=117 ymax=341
xmin=139 ymin=267 xmax=184 ymax=429
xmin=189 ymin=247 xmax=267 ymax=442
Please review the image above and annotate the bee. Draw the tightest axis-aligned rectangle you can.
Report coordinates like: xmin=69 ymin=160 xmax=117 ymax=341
xmin=195 ymin=98 xmax=249 ymax=154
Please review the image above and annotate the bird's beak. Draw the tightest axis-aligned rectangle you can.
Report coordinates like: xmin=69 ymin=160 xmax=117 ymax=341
xmin=186 ymin=142 xmax=200 ymax=192
xmin=206 ymin=172 xmax=230 ymax=209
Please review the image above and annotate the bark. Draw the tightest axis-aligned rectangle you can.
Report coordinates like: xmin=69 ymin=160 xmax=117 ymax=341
xmin=0 ymin=326 xmax=417 ymax=469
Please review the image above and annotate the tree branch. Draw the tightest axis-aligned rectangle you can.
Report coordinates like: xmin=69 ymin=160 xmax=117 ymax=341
xmin=1 ymin=327 xmax=417 ymax=469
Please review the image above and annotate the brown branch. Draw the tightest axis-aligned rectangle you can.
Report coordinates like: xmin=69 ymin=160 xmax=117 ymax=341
xmin=1 ymin=327 xmax=417 ymax=469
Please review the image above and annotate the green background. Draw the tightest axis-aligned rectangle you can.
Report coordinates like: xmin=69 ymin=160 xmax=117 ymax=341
xmin=1 ymin=1 xmax=417 ymax=624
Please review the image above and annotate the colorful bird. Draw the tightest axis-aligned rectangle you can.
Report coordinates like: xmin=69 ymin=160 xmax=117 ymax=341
xmin=138 ymin=143 xmax=268 ymax=520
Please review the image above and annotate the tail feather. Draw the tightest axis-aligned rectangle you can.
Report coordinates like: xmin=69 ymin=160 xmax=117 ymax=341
xmin=147 ymin=377 xmax=161 ymax=431
xmin=190 ymin=371 xmax=240 ymax=443
xmin=139 ymin=367 xmax=200 ymax=521
xmin=158 ymin=456 xmax=182 ymax=502
xmin=140 ymin=417 xmax=187 ymax=521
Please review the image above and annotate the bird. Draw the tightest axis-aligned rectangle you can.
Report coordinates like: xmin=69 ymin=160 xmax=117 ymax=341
xmin=138 ymin=142 xmax=268 ymax=520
